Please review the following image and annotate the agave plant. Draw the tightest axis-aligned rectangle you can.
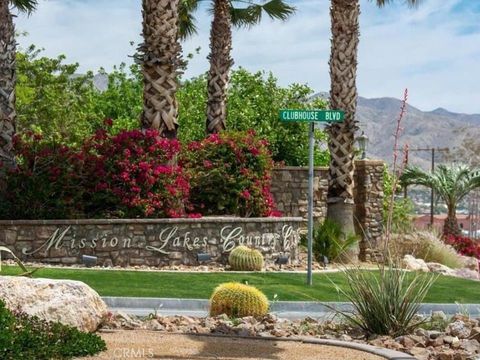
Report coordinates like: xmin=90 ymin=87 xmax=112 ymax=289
xmin=329 ymin=258 xmax=437 ymax=337
xmin=0 ymin=246 xmax=38 ymax=277
xmin=400 ymin=164 xmax=480 ymax=236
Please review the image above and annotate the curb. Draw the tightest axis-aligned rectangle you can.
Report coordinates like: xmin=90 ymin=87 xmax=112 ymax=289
xmin=102 ymin=297 xmax=480 ymax=318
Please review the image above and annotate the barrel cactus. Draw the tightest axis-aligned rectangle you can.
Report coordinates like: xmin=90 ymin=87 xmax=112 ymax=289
xmin=209 ymin=282 xmax=269 ymax=318
xmin=228 ymin=246 xmax=264 ymax=271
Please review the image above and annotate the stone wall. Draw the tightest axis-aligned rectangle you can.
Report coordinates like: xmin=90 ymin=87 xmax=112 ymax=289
xmin=271 ymin=160 xmax=385 ymax=261
xmin=0 ymin=218 xmax=302 ymax=267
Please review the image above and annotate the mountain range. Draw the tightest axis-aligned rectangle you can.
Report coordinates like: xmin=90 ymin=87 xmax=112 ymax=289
xmin=314 ymin=93 xmax=480 ymax=169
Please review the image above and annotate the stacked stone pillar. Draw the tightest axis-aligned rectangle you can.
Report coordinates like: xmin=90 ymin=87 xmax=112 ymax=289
xmin=271 ymin=159 xmax=385 ymax=261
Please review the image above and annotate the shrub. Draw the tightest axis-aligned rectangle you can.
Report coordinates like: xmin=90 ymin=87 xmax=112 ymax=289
xmin=0 ymin=132 xmax=84 ymax=219
xmin=209 ymin=282 xmax=269 ymax=318
xmin=0 ymin=300 xmax=106 ymax=360
xmin=228 ymin=246 xmax=264 ymax=271
xmin=390 ymin=231 xmax=463 ymax=269
xmin=445 ymin=234 xmax=480 ymax=260
xmin=181 ymin=130 xmax=278 ymax=217
xmin=309 ymin=219 xmax=358 ymax=263
xmin=331 ymin=259 xmax=437 ymax=337
xmin=82 ymin=124 xmax=190 ymax=218
xmin=383 ymin=167 xmax=414 ymax=233
xmin=0 ymin=125 xmax=191 ymax=219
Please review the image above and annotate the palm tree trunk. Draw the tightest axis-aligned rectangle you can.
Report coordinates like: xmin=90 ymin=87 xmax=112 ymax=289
xmin=206 ymin=0 xmax=233 ymax=134
xmin=139 ymin=0 xmax=181 ymax=139
xmin=0 ymin=1 xmax=16 ymax=172
xmin=327 ymin=0 xmax=360 ymax=261
xmin=444 ymin=204 xmax=460 ymax=237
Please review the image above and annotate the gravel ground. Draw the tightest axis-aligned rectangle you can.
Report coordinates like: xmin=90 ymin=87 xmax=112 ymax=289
xmin=85 ymin=330 xmax=385 ymax=360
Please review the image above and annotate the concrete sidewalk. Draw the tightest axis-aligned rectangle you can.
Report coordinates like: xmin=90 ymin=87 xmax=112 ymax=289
xmin=103 ymin=296 xmax=480 ymax=320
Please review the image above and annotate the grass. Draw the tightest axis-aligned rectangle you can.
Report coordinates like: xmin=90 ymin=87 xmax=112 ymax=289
xmin=1 ymin=266 xmax=479 ymax=303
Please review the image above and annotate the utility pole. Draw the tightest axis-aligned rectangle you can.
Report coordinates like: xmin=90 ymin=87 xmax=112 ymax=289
xmin=406 ymin=147 xmax=449 ymax=227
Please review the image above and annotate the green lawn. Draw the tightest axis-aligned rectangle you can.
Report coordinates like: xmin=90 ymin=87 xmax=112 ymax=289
xmin=1 ymin=266 xmax=478 ymax=303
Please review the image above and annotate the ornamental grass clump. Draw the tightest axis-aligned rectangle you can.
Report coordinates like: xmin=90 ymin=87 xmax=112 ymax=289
xmin=228 ymin=246 xmax=264 ymax=271
xmin=332 ymin=259 xmax=437 ymax=337
xmin=210 ymin=282 xmax=269 ymax=318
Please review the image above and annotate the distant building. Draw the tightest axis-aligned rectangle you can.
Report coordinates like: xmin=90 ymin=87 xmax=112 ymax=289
xmin=414 ymin=214 xmax=475 ymax=236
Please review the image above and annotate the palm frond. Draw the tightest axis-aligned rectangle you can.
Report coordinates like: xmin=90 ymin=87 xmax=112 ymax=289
xmin=179 ymin=0 xmax=200 ymax=40
xmin=230 ymin=0 xmax=295 ymax=28
xmin=401 ymin=164 xmax=480 ymax=211
xmin=261 ymin=0 xmax=296 ymax=21
xmin=10 ymin=0 xmax=38 ymax=13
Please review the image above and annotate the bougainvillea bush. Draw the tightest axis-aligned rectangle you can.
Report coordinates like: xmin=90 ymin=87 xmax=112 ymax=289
xmin=445 ymin=234 xmax=480 ymax=260
xmin=0 ymin=127 xmax=279 ymax=219
xmin=0 ymin=132 xmax=85 ymax=219
xmin=0 ymin=125 xmax=190 ymax=219
xmin=181 ymin=131 xmax=279 ymax=217
xmin=81 ymin=123 xmax=190 ymax=218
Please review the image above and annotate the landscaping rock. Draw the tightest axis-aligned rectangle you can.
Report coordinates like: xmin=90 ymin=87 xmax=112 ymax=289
xmin=427 ymin=262 xmax=455 ymax=275
xmin=453 ymin=268 xmax=480 ymax=281
xmin=100 ymin=311 xmax=480 ymax=360
xmin=470 ymin=327 xmax=480 ymax=341
xmin=409 ymin=346 xmax=430 ymax=360
xmin=447 ymin=321 xmax=471 ymax=339
xmin=403 ymin=255 xmax=429 ymax=272
xmin=0 ymin=276 xmax=107 ymax=332
xmin=460 ymin=256 xmax=479 ymax=271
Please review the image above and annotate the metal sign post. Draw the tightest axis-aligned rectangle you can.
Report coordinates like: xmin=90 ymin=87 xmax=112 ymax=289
xmin=279 ymin=109 xmax=345 ymax=286
xmin=307 ymin=121 xmax=315 ymax=286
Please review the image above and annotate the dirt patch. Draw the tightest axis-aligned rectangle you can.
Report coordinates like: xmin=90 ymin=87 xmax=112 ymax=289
xmin=84 ymin=330 xmax=385 ymax=360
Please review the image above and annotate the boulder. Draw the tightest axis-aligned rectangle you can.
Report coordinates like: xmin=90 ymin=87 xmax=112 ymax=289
xmin=427 ymin=262 xmax=455 ymax=276
xmin=460 ymin=256 xmax=479 ymax=271
xmin=0 ymin=276 xmax=107 ymax=332
xmin=403 ymin=255 xmax=429 ymax=272
xmin=452 ymin=268 xmax=480 ymax=281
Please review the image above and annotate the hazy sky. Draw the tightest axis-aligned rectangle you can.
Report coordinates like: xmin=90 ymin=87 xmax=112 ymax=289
xmin=14 ymin=0 xmax=480 ymax=114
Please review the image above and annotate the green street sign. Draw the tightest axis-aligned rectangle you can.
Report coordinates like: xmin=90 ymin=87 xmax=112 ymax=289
xmin=279 ymin=109 xmax=345 ymax=123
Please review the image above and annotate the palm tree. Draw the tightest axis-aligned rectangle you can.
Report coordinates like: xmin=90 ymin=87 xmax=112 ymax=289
xmin=180 ymin=0 xmax=295 ymax=134
xmin=138 ymin=0 xmax=182 ymax=139
xmin=0 ymin=0 xmax=37 ymax=171
xmin=401 ymin=164 xmax=480 ymax=236
xmin=326 ymin=0 xmax=420 ymax=260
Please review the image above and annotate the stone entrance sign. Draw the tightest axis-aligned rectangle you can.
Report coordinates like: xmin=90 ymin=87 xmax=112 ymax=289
xmin=0 ymin=217 xmax=302 ymax=267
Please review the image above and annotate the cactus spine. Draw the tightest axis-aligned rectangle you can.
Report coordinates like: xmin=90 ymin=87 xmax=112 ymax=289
xmin=228 ymin=246 xmax=264 ymax=271
xmin=209 ymin=282 xmax=269 ymax=318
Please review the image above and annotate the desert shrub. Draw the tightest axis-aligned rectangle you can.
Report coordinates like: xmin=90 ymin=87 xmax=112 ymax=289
xmin=332 ymin=259 xmax=437 ymax=337
xmin=0 ymin=300 xmax=106 ymax=360
xmin=228 ymin=246 xmax=264 ymax=271
xmin=181 ymin=131 xmax=278 ymax=217
xmin=0 ymin=132 xmax=85 ymax=219
xmin=383 ymin=167 xmax=414 ymax=233
xmin=209 ymin=282 xmax=269 ymax=318
xmin=445 ymin=234 xmax=480 ymax=260
xmin=82 ymin=124 xmax=190 ymax=218
xmin=390 ymin=231 xmax=464 ymax=269
xmin=308 ymin=219 xmax=358 ymax=263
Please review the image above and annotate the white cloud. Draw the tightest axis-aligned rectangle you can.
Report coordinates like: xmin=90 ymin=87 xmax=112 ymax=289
xmin=14 ymin=0 xmax=480 ymax=114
